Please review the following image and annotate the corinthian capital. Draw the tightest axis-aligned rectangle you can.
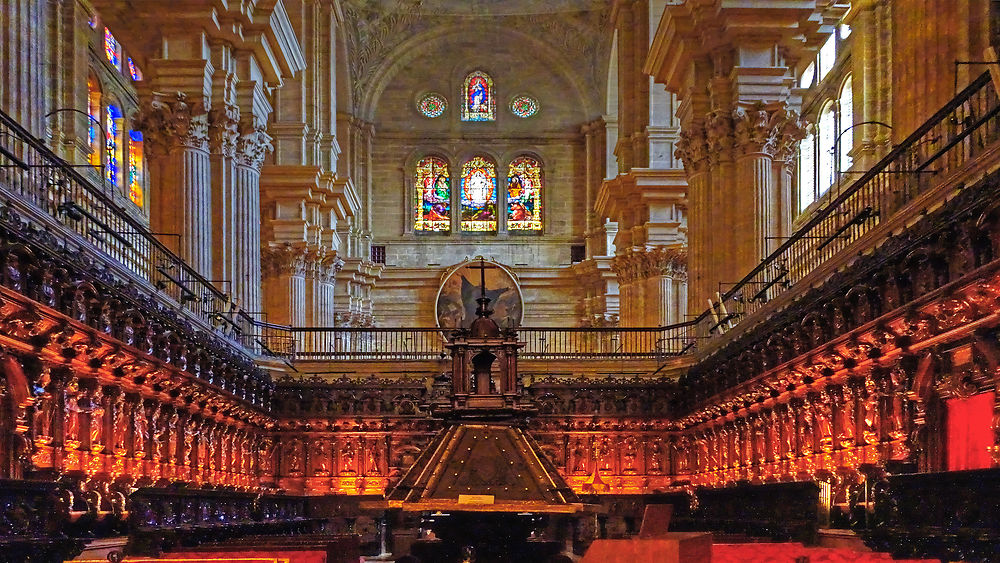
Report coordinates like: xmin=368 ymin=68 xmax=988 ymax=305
xmin=732 ymin=102 xmax=810 ymax=161
xmin=208 ymin=103 xmax=240 ymax=157
xmin=236 ymin=119 xmax=274 ymax=170
xmin=675 ymin=124 xmax=710 ymax=174
xmin=261 ymin=243 xmax=309 ymax=277
xmin=134 ymin=92 xmax=209 ymax=156
xmin=704 ymin=110 xmax=735 ymax=163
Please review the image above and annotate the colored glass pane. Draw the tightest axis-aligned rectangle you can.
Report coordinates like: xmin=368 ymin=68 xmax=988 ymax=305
xmin=106 ymin=105 xmax=121 ymax=186
xmin=414 ymin=156 xmax=451 ymax=232
xmin=87 ymin=77 xmax=101 ymax=166
xmin=129 ymin=131 xmax=143 ymax=207
xmin=127 ymin=57 xmax=142 ymax=81
xmin=104 ymin=27 xmax=121 ymax=70
xmin=460 ymin=156 xmax=497 ymax=232
xmin=509 ymin=96 xmax=538 ymax=118
xmin=418 ymin=94 xmax=446 ymax=118
xmin=461 ymin=71 xmax=495 ymax=122
xmin=506 ymin=156 xmax=542 ymax=231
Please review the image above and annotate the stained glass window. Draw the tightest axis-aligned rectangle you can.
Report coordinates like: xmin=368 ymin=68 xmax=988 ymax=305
xmin=129 ymin=131 xmax=144 ymax=207
xmin=506 ymin=156 xmax=542 ymax=231
xmin=460 ymin=156 xmax=497 ymax=232
xmin=418 ymin=94 xmax=447 ymax=118
xmin=106 ymin=105 xmax=122 ymax=187
xmin=104 ymin=27 xmax=121 ymax=70
xmin=87 ymin=76 xmax=101 ymax=167
xmin=461 ymin=71 xmax=495 ymax=122
xmin=414 ymin=156 xmax=451 ymax=232
xmin=509 ymin=96 xmax=539 ymax=118
xmin=127 ymin=57 xmax=142 ymax=81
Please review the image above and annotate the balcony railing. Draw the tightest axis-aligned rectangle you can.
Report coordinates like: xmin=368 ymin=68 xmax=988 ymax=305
xmin=0 ymin=109 xmax=259 ymax=351
xmin=255 ymin=324 xmax=698 ymax=362
xmin=693 ymin=71 xmax=1000 ymax=340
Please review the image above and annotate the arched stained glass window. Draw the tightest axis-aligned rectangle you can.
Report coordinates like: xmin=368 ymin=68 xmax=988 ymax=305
xmin=87 ymin=76 xmax=102 ymax=167
xmin=106 ymin=104 xmax=122 ymax=187
xmin=414 ymin=156 xmax=451 ymax=232
xmin=838 ymin=76 xmax=854 ymax=171
xmin=127 ymin=57 xmax=142 ymax=81
xmin=506 ymin=156 xmax=542 ymax=231
xmin=460 ymin=156 xmax=497 ymax=232
xmin=104 ymin=27 xmax=121 ymax=70
xmin=818 ymin=102 xmax=836 ymax=192
xmin=129 ymin=131 xmax=144 ymax=207
xmin=461 ymin=71 xmax=495 ymax=122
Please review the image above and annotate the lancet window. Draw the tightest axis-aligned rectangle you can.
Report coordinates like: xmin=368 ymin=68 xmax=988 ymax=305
xmin=414 ymin=156 xmax=451 ymax=232
xmin=461 ymin=71 xmax=495 ymax=122
xmin=411 ymin=154 xmax=543 ymax=234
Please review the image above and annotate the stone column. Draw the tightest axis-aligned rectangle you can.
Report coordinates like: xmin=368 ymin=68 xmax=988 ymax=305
xmin=262 ymin=243 xmax=308 ymax=327
xmin=233 ymin=119 xmax=273 ymax=315
xmin=674 ymin=125 xmax=710 ymax=315
xmin=136 ymin=92 xmax=213 ymax=275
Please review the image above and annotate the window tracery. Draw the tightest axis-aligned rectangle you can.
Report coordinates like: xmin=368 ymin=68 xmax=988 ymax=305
xmin=509 ymin=95 xmax=539 ymax=118
xmin=461 ymin=71 xmax=495 ymax=122
xmin=414 ymin=156 xmax=451 ymax=232
xmin=417 ymin=93 xmax=447 ymax=118
xmin=506 ymin=156 xmax=542 ymax=231
xmin=460 ymin=156 xmax=498 ymax=232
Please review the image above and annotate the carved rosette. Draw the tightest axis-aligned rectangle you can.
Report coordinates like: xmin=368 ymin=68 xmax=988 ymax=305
xmin=611 ymin=247 xmax=688 ymax=284
xmin=236 ymin=119 xmax=274 ymax=170
xmin=134 ymin=92 xmax=210 ymax=156
xmin=208 ymin=103 xmax=241 ymax=158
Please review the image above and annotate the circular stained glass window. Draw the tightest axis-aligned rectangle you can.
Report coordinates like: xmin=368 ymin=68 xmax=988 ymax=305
xmin=418 ymin=93 xmax=447 ymax=118
xmin=510 ymin=95 xmax=539 ymax=118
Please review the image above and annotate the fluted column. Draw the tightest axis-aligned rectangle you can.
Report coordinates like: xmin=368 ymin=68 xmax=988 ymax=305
xmin=233 ymin=120 xmax=273 ymax=315
xmin=262 ymin=243 xmax=309 ymax=327
xmin=674 ymin=124 xmax=710 ymax=314
xmin=136 ymin=92 xmax=213 ymax=275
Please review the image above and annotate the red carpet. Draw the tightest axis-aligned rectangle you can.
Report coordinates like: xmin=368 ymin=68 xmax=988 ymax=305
xmin=712 ymin=543 xmax=938 ymax=562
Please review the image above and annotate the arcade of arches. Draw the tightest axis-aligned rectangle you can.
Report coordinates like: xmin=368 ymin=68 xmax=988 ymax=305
xmin=1 ymin=0 xmax=999 ymax=562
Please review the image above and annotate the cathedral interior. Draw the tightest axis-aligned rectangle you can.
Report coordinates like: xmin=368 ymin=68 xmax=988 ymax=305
xmin=1 ymin=0 xmax=1000 ymax=562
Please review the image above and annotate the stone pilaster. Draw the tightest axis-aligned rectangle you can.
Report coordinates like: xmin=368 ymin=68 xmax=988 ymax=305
xmin=135 ymin=91 xmax=213 ymax=276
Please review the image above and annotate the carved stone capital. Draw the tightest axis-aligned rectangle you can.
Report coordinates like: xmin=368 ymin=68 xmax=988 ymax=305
xmin=236 ymin=119 xmax=274 ymax=170
xmin=611 ymin=246 xmax=688 ymax=284
xmin=208 ymin=104 xmax=241 ymax=158
xmin=731 ymin=102 xmax=810 ymax=161
xmin=704 ymin=109 xmax=735 ymax=163
xmin=675 ymin=124 xmax=710 ymax=174
xmin=134 ymin=92 xmax=210 ymax=156
xmin=261 ymin=243 xmax=309 ymax=278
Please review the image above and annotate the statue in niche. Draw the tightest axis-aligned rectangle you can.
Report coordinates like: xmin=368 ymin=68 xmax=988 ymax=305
xmin=622 ymin=436 xmax=638 ymax=474
xmin=648 ymin=439 xmax=664 ymax=474
xmin=285 ymin=439 xmax=303 ymax=476
xmin=782 ymin=409 xmax=796 ymax=458
xmin=572 ymin=439 xmax=588 ymax=473
xmin=259 ymin=437 xmax=275 ymax=476
xmin=184 ymin=421 xmax=197 ymax=466
xmin=814 ymin=394 xmax=835 ymax=452
xmin=313 ymin=440 xmax=330 ymax=476
xmin=366 ymin=439 xmax=382 ymax=476
xmin=752 ymin=417 xmax=766 ymax=464
xmin=838 ymin=387 xmax=857 ymax=448
xmin=340 ymin=440 xmax=357 ymax=475
xmin=64 ymin=382 xmax=82 ymax=443
xmin=599 ymin=437 xmax=614 ymax=472
xmin=798 ymin=398 xmax=815 ymax=456
xmin=861 ymin=378 xmax=880 ymax=445
xmin=89 ymin=394 xmax=105 ymax=450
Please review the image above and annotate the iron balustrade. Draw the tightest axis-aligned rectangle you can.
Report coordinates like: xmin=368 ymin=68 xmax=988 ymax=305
xmin=0 ymin=108 xmax=260 ymax=352
xmin=693 ymin=71 xmax=1000 ymax=339
xmin=253 ymin=323 xmax=699 ymax=361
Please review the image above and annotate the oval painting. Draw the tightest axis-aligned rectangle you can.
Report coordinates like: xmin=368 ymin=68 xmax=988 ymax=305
xmin=435 ymin=259 xmax=523 ymax=330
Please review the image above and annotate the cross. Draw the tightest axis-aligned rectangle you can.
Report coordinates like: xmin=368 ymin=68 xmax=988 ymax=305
xmin=468 ymin=257 xmax=499 ymax=318
xmin=468 ymin=257 xmax=498 ymax=301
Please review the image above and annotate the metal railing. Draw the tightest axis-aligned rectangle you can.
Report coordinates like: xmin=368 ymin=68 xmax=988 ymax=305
xmin=255 ymin=323 xmax=699 ymax=361
xmin=0 ymin=109 xmax=259 ymax=352
xmin=694 ymin=71 xmax=1000 ymax=340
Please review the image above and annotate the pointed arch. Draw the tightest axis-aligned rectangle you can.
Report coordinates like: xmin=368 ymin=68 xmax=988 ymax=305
xmin=460 ymin=155 xmax=498 ymax=232
xmin=414 ymin=155 xmax=451 ymax=232
xmin=506 ymin=155 xmax=542 ymax=231
xmin=461 ymin=70 xmax=495 ymax=122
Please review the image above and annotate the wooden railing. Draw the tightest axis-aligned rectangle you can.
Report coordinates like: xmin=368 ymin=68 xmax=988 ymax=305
xmin=693 ymin=71 xmax=1000 ymax=340
xmin=255 ymin=323 xmax=699 ymax=362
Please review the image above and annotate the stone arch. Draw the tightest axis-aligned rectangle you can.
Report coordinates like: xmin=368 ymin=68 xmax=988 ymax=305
xmin=356 ymin=24 xmax=594 ymax=122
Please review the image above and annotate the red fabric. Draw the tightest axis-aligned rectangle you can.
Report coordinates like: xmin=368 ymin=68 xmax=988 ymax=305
xmin=711 ymin=543 xmax=938 ymax=563
xmin=168 ymin=550 xmax=326 ymax=563
xmin=946 ymin=391 xmax=995 ymax=471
